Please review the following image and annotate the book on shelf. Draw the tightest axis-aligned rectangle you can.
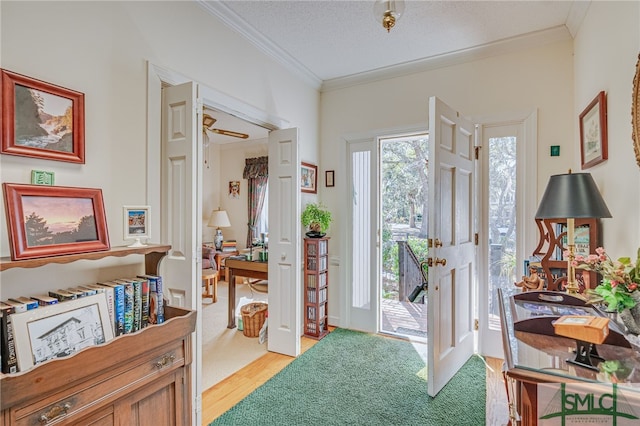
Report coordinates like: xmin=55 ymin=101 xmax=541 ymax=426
xmin=115 ymin=280 xmax=135 ymax=334
xmin=118 ymin=278 xmax=143 ymax=332
xmin=84 ymin=284 xmax=114 ymax=333
xmin=72 ymin=286 xmax=98 ymax=297
xmin=3 ymin=299 xmax=28 ymax=313
xmin=135 ymin=277 xmax=150 ymax=328
xmin=0 ymin=302 xmax=18 ymax=374
xmin=75 ymin=285 xmax=98 ymax=297
xmin=9 ymin=297 xmax=38 ymax=310
xmin=30 ymin=294 xmax=59 ymax=306
xmin=98 ymin=281 xmax=125 ymax=336
xmin=48 ymin=289 xmax=77 ymax=302
xmin=137 ymin=274 xmax=164 ymax=324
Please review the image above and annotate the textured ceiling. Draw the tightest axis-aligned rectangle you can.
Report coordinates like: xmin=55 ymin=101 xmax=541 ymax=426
xmin=200 ymin=0 xmax=589 ymax=142
xmin=203 ymin=0 xmax=587 ymax=86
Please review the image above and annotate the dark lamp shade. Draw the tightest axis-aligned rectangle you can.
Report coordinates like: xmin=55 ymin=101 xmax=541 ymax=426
xmin=535 ymin=173 xmax=612 ymax=219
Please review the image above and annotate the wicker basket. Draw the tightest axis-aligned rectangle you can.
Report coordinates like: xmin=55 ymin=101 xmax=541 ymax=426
xmin=240 ymin=302 xmax=267 ymax=337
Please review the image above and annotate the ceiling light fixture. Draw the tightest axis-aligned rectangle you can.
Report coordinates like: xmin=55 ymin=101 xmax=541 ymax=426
xmin=374 ymin=0 xmax=405 ymax=33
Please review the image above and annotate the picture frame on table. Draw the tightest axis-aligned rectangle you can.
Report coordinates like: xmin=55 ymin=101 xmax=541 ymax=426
xmin=325 ymin=170 xmax=335 ymax=187
xmin=579 ymin=91 xmax=608 ymax=169
xmin=301 ymin=162 xmax=317 ymax=194
xmin=2 ymin=183 xmax=110 ymax=260
xmin=1 ymin=69 xmax=85 ymax=163
xmin=123 ymin=205 xmax=150 ymax=247
xmin=10 ymin=293 xmax=113 ymax=371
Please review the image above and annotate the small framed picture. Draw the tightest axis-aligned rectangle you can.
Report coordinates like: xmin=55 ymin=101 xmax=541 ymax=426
xmin=301 ymin=162 xmax=317 ymax=194
xmin=579 ymin=91 xmax=608 ymax=169
xmin=325 ymin=170 xmax=335 ymax=187
xmin=123 ymin=205 xmax=150 ymax=247
xmin=229 ymin=181 xmax=240 ymax=199
xmin=3 ymin=183 xmax=110 ymax=260
xmin=1 ymin=69 xmax=85 ymax=163
xmin=11 ymin=293 xmax=113 ymax=372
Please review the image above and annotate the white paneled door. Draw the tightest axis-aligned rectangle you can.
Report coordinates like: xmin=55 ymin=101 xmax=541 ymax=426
xmin=427 ymin=96 xmax=476 ymax=397
xmin=160 ymin=81 xmax=203 ymax=422
xmin=267 ymin=128 xmax=301 ymax=356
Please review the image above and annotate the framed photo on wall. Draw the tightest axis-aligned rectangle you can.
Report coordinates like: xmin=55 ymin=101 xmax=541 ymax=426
xmin=301 ymin=162 xmax=317 ymax=194
xmin=3 ymin=183 xmax=110 ymax=260
xmin=229 ymin=181 xmax=240 ymax=199
xmin=325 ymin=170 xmax=335 ymax=187
xmin=579 ymin=91 xmax=608 ymax=169
xmin=1 ymin=69 xmax=85 ymax=163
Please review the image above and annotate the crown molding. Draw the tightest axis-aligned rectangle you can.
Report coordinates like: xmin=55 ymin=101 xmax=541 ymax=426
xmin=321 ymin=26 xmax=572 ymax=92
xmin=565 ymin=0 xmax=590 ymax=38
xmin=197 ymin=0 xmax=322 ymax=91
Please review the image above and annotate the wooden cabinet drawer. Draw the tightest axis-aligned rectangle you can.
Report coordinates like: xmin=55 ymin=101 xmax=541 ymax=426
xmin=10 ymin=342 xmax=184 ymax=426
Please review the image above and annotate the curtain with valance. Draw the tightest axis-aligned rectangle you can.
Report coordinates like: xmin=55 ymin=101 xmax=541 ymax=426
xmin=243 ymin=156 xmax=268 ymax=247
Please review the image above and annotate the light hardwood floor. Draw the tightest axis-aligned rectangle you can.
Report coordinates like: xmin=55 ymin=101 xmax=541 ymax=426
xmin=201 ymin=333 xmax=508 ymax=425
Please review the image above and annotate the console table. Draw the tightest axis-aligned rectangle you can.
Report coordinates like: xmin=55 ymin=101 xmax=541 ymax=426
xmin=498 ymin=287 xmax=640 ymax=425
xmin=225 ymin=258 xmax=267 ymax=329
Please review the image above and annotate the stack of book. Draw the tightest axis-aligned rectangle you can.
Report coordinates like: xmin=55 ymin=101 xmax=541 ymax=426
xmin=222 ymin=240 xmax=237 ymax=252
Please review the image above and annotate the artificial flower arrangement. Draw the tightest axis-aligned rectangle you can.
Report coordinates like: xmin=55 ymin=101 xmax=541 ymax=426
xmin=575 ymin=247 xmax=640 ymax=334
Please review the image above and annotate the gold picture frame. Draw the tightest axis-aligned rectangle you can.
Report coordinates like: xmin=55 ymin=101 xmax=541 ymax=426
xmin=632 ymin=53 xmax=640 ymax=168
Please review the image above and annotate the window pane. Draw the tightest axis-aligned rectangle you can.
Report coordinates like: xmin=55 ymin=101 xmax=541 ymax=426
xmin=488 ymin=136 xmax=516 ymax=326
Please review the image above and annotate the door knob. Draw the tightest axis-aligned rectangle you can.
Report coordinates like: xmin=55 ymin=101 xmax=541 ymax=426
xmin=427 ymin=257 xmax=447 ymax=267
xmin=435 ymin=257 xmax=447 ymax=266
xmin=434 ymin=238 xmax=443 ymax=248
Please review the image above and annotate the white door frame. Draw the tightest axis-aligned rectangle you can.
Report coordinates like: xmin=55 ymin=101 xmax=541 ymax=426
xmin=146 ymin=61 xmax=290 ymax=424
xmin=342 ymin=125 xmax=427 ymax=332
xmin=473 ymin=110 xmax=538 ymax=359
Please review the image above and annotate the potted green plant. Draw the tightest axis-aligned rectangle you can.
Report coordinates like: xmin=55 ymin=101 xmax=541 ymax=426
xmin=301 ymin=203 xmax=332 ymax=238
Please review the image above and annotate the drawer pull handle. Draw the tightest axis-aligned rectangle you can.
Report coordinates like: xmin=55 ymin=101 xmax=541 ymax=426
xmin=39 ymin=402 xmax=71 ymax=424
xmin=155 ymin=354 xmax=176 ymax=369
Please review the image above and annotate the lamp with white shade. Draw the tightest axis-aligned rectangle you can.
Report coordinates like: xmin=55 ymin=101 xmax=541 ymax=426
xmin=208 ymin=209 xmax=231 ymax=250
xmin=535 ymin=171 xmax=612 ymax=295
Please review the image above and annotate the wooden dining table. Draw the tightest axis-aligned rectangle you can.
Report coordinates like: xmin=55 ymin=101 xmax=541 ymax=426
xmin=225 ymin=257 xmax=268 ymax=328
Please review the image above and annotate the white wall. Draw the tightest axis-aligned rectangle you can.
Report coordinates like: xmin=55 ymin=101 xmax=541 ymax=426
xmin=202 ymin=140 xmax=268 ymax=247
xmin=573 ymin=1 xmax=640 ymax=258
xmin=0 ymin=1 xmax=319 ymax=299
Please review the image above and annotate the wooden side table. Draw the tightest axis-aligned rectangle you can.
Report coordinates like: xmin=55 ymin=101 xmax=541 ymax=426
xmin=202 ymin=268 xmax=219 ymax=302
xmin=214 ymin=250 xmax=239 ymax=281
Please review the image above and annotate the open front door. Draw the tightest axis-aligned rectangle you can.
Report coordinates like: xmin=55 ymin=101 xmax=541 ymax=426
xmin=267 ymin=128 xmax=301 ymax=356
xmin=427 ymin=96 xmax=476 ymax=397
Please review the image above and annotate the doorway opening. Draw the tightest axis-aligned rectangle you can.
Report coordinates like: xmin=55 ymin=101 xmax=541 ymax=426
xmin=379 ymin=133 xmax=429 ymax=341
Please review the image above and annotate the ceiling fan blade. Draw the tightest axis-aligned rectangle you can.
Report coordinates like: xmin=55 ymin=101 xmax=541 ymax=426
xmin=211 ymin=128 xmax=249 ymax=139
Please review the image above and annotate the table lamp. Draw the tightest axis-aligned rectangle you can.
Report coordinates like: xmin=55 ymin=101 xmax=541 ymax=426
xmin=535 ymin=171 xmax=612 ymax=295
xmin=208 ymin=209 xmax=231 ymax=250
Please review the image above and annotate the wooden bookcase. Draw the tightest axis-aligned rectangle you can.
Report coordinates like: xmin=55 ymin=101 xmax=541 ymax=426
xmin=532 ymin=218 xmax=600 ymax=291
xmin=303 ymin=237 xmax=329 ymax=340
xmin=0 ymin=244 xmax=196 ymax=426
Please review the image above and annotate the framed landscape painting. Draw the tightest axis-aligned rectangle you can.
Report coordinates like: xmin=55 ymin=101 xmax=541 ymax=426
xmin=1 ymin=69 xmax=85 ymax=163
xmin=3 ymin=183 xmax=110 ymax=260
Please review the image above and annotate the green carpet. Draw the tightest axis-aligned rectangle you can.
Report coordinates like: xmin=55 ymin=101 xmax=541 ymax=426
xmin=210 ymin=328 xmax=486 ymax=425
